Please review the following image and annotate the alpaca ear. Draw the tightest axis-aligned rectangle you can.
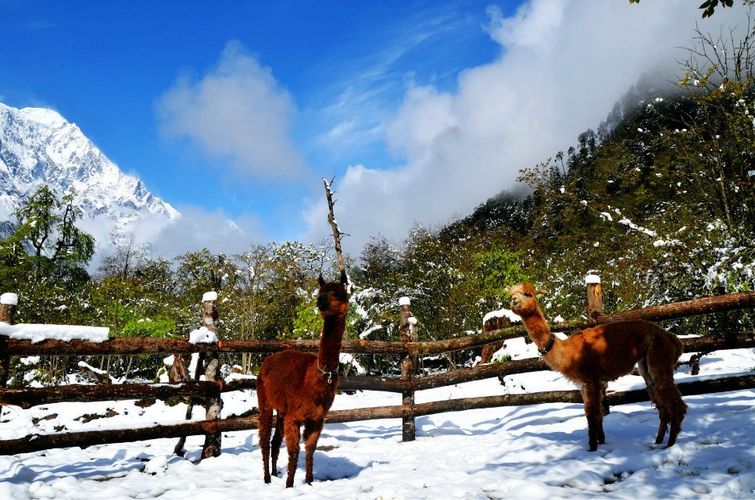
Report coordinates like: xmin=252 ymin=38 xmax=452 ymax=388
xmin=318 ymin=274 xmax=326 ymax=286
xmin=340 ymin=269 xmax=348 ymax=285
xmin=536 ymin=289 xmax=547 ymax=296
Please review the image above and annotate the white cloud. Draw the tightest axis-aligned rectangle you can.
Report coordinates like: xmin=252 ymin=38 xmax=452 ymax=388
xmin=84 ymin=207 xmax=264 ymax=266
xmin=156 ymin=41 xmax=305 ymax=179
xmin=143 ymin=207 xmax=264 ymax=258
xmin=302 ymin=0 xmax=748 ymax=254
xmin=311 ymin=10 xmax=464 ymax=154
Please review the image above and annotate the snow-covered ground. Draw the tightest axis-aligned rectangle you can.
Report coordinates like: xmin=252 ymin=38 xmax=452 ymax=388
xmin=1 ymin=340 xmax=753 ymax=499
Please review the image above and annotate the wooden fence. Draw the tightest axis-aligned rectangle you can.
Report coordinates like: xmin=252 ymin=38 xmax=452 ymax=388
xmin=0 ymin=286 xmax=753 ymax=457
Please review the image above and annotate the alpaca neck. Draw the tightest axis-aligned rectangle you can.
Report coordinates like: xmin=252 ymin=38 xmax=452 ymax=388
xmin=317 ymin=315 xmax=346 ymax=371
xmin=521 ymin=308 xmax=558 ymax=355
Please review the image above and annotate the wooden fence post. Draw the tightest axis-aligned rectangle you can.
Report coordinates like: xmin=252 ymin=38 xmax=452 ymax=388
xmin=0 ymin=293 xmax=17 ymax=388
xmin=399 ymin=296 xmax=416 ymax=442
xmin=585 ymin=273 xmax=610 ymax=414
xmin=200 ymin=291 xmax=222 ymax=459
xmin=585 ymin=272 xmax=603 ymax=323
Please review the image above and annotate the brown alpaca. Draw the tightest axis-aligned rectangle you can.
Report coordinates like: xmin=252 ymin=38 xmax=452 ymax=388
xmin=257 ymin=271 xmax=349 ymax=487
xmin=508 ymin=283 xmax=687 ymax=451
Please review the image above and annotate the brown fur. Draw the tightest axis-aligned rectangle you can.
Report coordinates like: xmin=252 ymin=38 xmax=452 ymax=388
xmin=508 ymin=282 xmax=687 ymax=451
xmin=257 ymin=271 xmax=349 ymax=487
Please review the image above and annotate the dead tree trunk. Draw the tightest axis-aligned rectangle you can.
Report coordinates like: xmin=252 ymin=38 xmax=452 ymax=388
xmin=173 ymin=292 xmax=223 ymax=459
xmin=200 ymin=292 xmax=222 ymax=459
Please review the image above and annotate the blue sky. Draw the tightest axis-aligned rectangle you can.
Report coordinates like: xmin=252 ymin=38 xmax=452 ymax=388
xmin=0 ymin=0 xmax=747 ymax=256
xmin=0 ymin=1 xmax=507 ymax=240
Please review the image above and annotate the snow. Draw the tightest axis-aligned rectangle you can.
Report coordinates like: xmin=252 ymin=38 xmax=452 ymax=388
xmin=202 ymin=291 xmax=218 ymax=302
xmin=188 ymin=327 xmax=218 ymax=344
xmin=358 ymin=324 xmax=383 ymax=339
xmin=585 ymin=274 xmax=601 ymax=285
xmin=0 ymin=323 xmax=109 ymax=343
xmin=482 ymin=307 xmax=521 ymax=325
xmin=18 ymin=106 xmax=67 ymax=128
xmin=618 ymin=217 xmax=657 ymax=237
xmin=0 ymin=293 xmax=18 ymax=306
xmin=0 ymin=344 xmax=753 ymax=498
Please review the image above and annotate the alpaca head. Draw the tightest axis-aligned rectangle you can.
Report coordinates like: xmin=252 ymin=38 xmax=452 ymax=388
xmin=316 ymin=270 xmax=350 ymax=317
xmin=508 ymin=282 xmax=546 ymax=316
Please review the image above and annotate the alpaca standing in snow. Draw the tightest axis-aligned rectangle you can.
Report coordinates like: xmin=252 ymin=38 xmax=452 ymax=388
xmin=257 ymin=271 xmax=349 ymax=487
xmin=508 ymin=283 xmax=687 ymax=451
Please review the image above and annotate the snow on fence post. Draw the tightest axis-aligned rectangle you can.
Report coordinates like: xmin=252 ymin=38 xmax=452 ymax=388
xmin=0 ymin=293 xmax=18 ymax=389
xmin=398 ymin=296 xmax=416 ymax=442
xmin=480 ymin=312 xmax=513 ymax=363
xmin=585 ymin=272 xmax=603 ymax=323
xmin=200 ymin=291 xmax=222 ymax=459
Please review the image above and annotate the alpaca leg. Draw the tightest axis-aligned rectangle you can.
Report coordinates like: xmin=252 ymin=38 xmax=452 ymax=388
xmin=659 ymin=384 xmax=687 ymax=447
xmin=639 ymin=356 xmax=669 ymax=444
xmin=270 ymin=413 xmax=285 ymax=477
xmin=284 ymin=418 xmax=302 ymax=488
xmin=597 ymin=381 xmax=607 ymax=444
xmin=647 ymin=343 xmax=687 ymax=446
xmin=638 ymin=357 xmax=658 ymax=405
xmin=600 ymin=380 xmax=610 ymax=417
xmin=304 ymin=419 xmax=324 ymax=484
xmin=654 ymin=408 xmax=669 ymax=445
xmin=258 ymin=405 xmax=273 ymax=483
xmin=581 ymin=383 xmax=604 ymax=451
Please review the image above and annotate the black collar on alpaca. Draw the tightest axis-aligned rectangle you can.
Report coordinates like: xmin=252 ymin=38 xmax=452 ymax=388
xmin=316 ymin=360 xmax=337 ymax=384
xmin=538 ymin=334 xmax=556 ymax=355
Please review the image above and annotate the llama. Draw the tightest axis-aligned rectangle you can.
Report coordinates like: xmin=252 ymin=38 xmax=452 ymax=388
xmin=508 ymin=283 xmax=687 ymax=451
xmin=257 ymin=270 xmax=349 ymax=487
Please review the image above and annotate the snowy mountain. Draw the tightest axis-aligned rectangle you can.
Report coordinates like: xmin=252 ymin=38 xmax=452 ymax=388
xmin=0 ymin=102 xmax=179 ymax=250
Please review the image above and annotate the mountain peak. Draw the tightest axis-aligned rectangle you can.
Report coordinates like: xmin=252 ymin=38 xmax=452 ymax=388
xmin=19 ymin=106 xmax=68 ymax=128
xmin=0 ymin=101 xmax=179 ymax=253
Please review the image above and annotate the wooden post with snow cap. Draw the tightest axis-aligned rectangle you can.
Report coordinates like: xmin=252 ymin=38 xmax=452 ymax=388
xmin=585 ymin=272 xmax=603 ymax=324
xmin=199 ymin=290 xmax=223 ymax=459
xmin=480 ymin=310 xmax=513 ymax=364
xmin=0 ymin=293 xmax=17 ymax=388
xmin=399 ymin=296 xmax=416 ymax=442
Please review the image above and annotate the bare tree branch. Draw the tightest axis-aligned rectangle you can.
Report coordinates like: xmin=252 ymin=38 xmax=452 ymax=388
xmin=322 ymin=177 xmax=348 ymax=278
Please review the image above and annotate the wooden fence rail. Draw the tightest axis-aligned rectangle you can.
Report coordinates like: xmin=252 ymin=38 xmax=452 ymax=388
xmin=5 ymin=291 xmax=754 ymax=357
xmin=0 ymin=286 xmax=753 ymax=457
xmin=2 ymin=333 xmax=751 ymax=409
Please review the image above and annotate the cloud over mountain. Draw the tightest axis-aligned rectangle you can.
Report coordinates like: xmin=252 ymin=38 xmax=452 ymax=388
xmin=302 ymin=0 xmax=748 ymax=254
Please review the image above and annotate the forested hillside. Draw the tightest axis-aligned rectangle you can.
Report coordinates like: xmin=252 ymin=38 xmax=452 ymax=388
xmin=1 ymin=24 xmax=752 ymax=383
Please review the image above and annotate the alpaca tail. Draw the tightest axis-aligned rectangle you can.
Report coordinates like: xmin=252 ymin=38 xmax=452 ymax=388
xmin=673 ymin=333 xmax=684 ymax=362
